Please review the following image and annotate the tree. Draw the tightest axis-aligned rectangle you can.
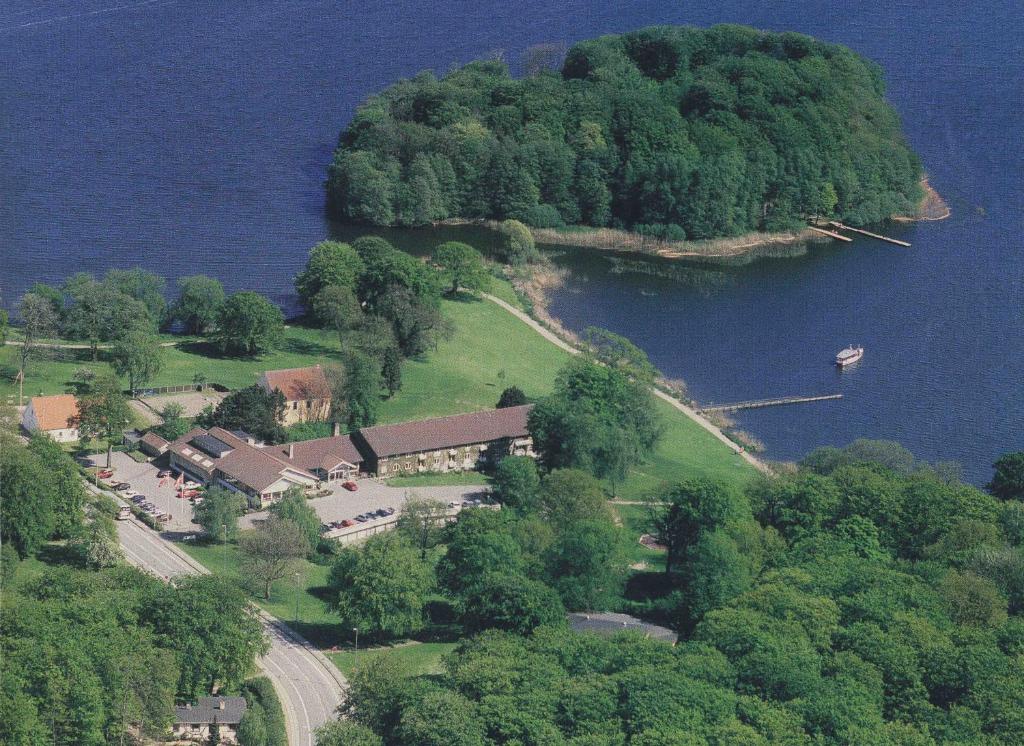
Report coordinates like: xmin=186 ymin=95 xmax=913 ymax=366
xmin=312 ymin=284 xmax=363 ymax=332
xmin=582 ymin=326 xmax=657 ymax=382
xmin=239 ymin=517 xmax=307 ymax=600
xmin=462 ymin=573 xmax=566 ymax=634
xmin=71 ymin=518 xmax=124 ymax=569
xmin=295 ymin=241 xmax=364 ymax=313
xmin=545 ymin=518 xmax=628 ymax=610
xmin=171 ymin=275 xmax=225 ymax=334
xmin=0 ymin=433 xmax=57 ymax=556
xmin=315 ymin=721 xmax=383 ymax=746
xmin=75 ymin=372 xmax=131 ymax=468
xmin=343 ymin=351 xmax=381 ymax=430
xmin=208 ymin=385 xmax=286 ymax=444
xmin=396 ymin=496 xmax=449 ymax=559
xmin=395 ymin=690 xmax=486 ymax=746
xmin=437 ymin=509 xmax=526 ymax=597
xmin=16 ymin=291 xmax=58 ymax=391
xmin=528 ymin=358 xmax=661 ymax=480
xmin=143 ymin=575 xmax=268 ymax=698
xmin=432 ymin=241 xmax=489 ymax=294
xmin=328 ymin=532 xmax=434 ymax=639
xmin=269 ymin=487 xmax=320 ymax=554
xmin=381 ymin=345 xmax=402 ymax=397
xmin=988 ymin=452 xmax=1024 ymax=501
xmin=214 ymin=292 xmax=284 ymax=356
xmin=194 ymin=486 xmax=246 ymax=541
xmin=497 ymin=385 xmax=528 ymax=408
xmin=0 ymin=306 xmax=7 ymax=345
xmin=110 ymin=330 xmax=164 ymax=394
xmin=497 ymin=219 xmax=539 ymax=264
xmin=539 ymin=468 xmax=609 ymax=524
xmin=236 ymin=702 xmax=268 ymax=746
xmin=650 ymin=479 xmax=745 ymax=574
xmin=27 ymin=432 xmax=86 ymax=538
xmin=103 ymin=268 xmax=167 ymax=325
xmin=60 ymin=274 xmax=153 ymax=358
xmin=155 ymin=402 xmax=190 ymax=441
xmin=492 ymin=456 xmax=541 ymax=514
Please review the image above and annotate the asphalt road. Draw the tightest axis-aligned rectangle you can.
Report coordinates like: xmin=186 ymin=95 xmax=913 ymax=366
xmin=108 ymin=491 xmax=346 ymax=745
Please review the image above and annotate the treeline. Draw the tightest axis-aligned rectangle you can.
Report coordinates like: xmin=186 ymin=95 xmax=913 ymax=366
xmin=327 ymin=24 xmax=922 ymax=239
xmin=0 ymin=426 xmax=269 ymax=745
xmin=319 ymin=440 xmax=1024 ymax=745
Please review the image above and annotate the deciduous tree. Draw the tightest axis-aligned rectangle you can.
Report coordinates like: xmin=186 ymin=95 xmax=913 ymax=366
xmin=239 ymin=517 xmax=307 ymax=600
xmin=110 ymin=330 xmax=164 ymax=394
xmin=171 ymin=275 xmax=225 ymax=334
xmin=214 ymin=292 xmax=284 ymax=356
xmin=432 ymin=241 xmax=489 ymax=294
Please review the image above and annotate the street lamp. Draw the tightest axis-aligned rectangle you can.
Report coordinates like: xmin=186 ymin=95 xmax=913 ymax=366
xmin=352 ymin=627 xmax=359 ymax=657
xmin=294 ymin=571 xmax=301 ymax=627
xmin=222 ymin=524 xmax=228 ymax=576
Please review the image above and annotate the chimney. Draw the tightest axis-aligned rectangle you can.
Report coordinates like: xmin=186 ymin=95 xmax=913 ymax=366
xmin=218 ymin=700 xmax=225 ymax=710
xmin=288 ymin=443 xmax=294 ymax=459
xmin=185 ymin=703 xmax=192 ymax=710
xmin=333 ymin=421 xmax=340 ymax=437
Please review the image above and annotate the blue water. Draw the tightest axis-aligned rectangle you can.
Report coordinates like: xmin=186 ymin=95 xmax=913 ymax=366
xmin=1 ymin=0 xmax=1021 ymax=481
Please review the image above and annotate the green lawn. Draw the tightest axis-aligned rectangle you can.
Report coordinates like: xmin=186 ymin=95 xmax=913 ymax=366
xmin=328 ymin=642 xmax=456 ymax=678
xmin=375 ymin=294 xmax=569 ymax=424
xmin=177 ymin=540 xmax=343 ymax=648
xmin=388 ymin=471 xmax=491 ymax=488
xmin=613 ymin=502 xmax=667 ymax=571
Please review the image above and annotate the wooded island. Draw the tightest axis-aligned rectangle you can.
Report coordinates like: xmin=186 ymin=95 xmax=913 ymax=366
xmin=327 ymin=24 xmax=923 ymax=241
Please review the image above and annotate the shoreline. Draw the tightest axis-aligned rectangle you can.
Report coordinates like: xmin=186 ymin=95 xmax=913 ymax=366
xmin=443 ymin=179 xmax=948 ymax=263
xmin=485 ymin=282 xmax=770 ymax=475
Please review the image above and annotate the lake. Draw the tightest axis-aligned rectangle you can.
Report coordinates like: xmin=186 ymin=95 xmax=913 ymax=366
xmin=1 ymin=0 xmax=1021 ymax=482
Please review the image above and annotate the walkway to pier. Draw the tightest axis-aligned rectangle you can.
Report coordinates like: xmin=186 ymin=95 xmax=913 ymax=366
xmin=700 ymin=393 xmax=843 ymax=413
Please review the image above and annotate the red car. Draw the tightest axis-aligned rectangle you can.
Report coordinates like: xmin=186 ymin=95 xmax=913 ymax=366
xmin=97 ymin=469 xmax=114 ymax=479
xmin=342 ymin=481 xmax=358 ymax=492
xmin=341 ymin=519 xmax=356 ymax=527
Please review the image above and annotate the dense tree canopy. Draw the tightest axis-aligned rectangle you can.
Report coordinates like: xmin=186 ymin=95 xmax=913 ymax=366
xmin=214 ymin=291 xmax=284 ymax=356
xmin=328 ymin=25 xmax=922 ymax=238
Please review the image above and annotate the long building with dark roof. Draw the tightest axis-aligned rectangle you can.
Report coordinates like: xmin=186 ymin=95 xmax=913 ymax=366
xmin=351 ymin=405 xmax=534 ymax=477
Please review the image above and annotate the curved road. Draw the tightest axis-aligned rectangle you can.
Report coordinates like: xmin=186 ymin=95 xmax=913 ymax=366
xmin=113 ymin=509 xmax=346 ymax=745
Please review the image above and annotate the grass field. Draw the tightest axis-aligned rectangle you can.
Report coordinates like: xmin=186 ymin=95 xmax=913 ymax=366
xmin=388 ymin=471 xmax=491 ymax=488
xmin=613 ymin=502 xmax=667 ymax=571
xmin=328 ymin=641 xmax=456 ymax=678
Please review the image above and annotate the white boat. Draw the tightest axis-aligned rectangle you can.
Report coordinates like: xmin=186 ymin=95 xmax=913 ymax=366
xmin=835 ymin=345 xmax=864 ymax=367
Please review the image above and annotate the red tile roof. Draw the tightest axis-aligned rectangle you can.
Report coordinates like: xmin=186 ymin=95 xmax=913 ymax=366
xmin=140 ymin=431 xmax=169 ymax=450
xmin=28 ymin=394 xmax=79 ymax=431
xmin=358 ymin=405 xmax=532 ymax=458
xmin=259 ymin=365 xmax=331 ymax=402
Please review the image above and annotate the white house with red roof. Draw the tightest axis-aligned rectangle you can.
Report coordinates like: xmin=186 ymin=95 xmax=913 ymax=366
xmin=21 ymin=394 xmax=80 ymax=443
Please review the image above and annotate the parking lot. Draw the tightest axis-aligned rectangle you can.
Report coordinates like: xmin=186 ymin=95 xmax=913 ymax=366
xmin=240 ymin=480 xmax=489 ymax=530
xmin=85 ymin=451 xmax=198 ymax=532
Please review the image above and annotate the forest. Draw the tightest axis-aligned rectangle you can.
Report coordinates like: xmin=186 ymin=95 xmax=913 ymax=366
xmin=327 ymin=24 xmax=923 ymax=240
xmin=328 ymin=441 xmax=1024 ymax=745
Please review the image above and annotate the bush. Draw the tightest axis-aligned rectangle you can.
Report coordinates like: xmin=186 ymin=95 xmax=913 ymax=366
xmin=241 ymin=677 xmax=287 ymax=746
xmin=521 ymin=204 xmax=565 ymax=228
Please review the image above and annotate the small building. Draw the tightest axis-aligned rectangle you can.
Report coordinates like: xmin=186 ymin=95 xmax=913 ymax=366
xmin=568 ymin=612 xmax=678 ymax=645
xmin=352 ymin=405 xmax=534 ymax=477
xmin=139 ymin=431 xmax=170 ymax=457
xmin=258 ymin=365 xmax=332 ymax=426
xmin=172 ymin=696 xmax=247 ymax=744
xmin=273 ymin=428 xmax=363 ymax=483
xmin=21 ymin=394 xmax=80 ymax=443
xmin=167 ymin=427 xmax=318 ymax=509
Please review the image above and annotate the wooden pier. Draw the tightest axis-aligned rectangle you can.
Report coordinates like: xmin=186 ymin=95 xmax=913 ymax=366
xmin=829 ymin=221 xmax=911 ymax=247
xmin=700 ymin=393 xmax=843 ymax=413
xmin=809 ymin=226 xmax=853 ymax=242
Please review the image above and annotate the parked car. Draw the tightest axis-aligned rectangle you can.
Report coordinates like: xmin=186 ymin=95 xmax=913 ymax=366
xmin=131 ymin=496 xmax=145 ymax=504
xmin=157 ymin=470 xmax=171 ymax=478
xmin=354 ymin=514 xmax=368 ymax=523
xmin=374 ymin=509 xmax=389 ymax=518
xmin=180 ymin=489 xmax=201 ymax=499
xmin=113 ymin=482 xmax=131 ymax=491
xmin=382 ymin=507 xmax=396 ymax=516
xmin=341 ymin=481 xmax=358 ymax=492
xmin=341 ymin=519 xmax=356 ymax=527
xmin=183 ymin=481 xmax=201 ymax=490
xmin=97 ymin=469 xmax=114 ymax=479
xmin=116 ymin=506 xmax=131 ymax=520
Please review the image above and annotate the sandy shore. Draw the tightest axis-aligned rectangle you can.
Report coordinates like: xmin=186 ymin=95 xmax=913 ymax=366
xmin=893 ymin=178 xmax=951 ymax=222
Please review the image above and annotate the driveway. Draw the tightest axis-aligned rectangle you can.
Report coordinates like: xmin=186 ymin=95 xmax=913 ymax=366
xmin=85 ymin=451 xmax=197 ymax=532
xmin=240 ymin=479 xmax=488 ymax=529
xmin=137 ymin=390 xmax=228 ymax=418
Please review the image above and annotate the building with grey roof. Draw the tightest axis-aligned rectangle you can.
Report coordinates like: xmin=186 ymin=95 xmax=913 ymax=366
xmin=568 ymin=612 xmax=678 ymax=644
xmin=172 ymin=696 xmax=247 ymax=743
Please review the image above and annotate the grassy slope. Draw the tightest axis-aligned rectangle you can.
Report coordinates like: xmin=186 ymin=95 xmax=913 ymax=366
xmin=328 ymin=642 xmax=456 ymax=678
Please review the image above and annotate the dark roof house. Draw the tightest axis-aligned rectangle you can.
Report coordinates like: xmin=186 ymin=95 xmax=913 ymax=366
xmin=174 ymin=696 xmax=247 ymax=726
xmin=356 ymin=405 xmax=532 ymax=458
